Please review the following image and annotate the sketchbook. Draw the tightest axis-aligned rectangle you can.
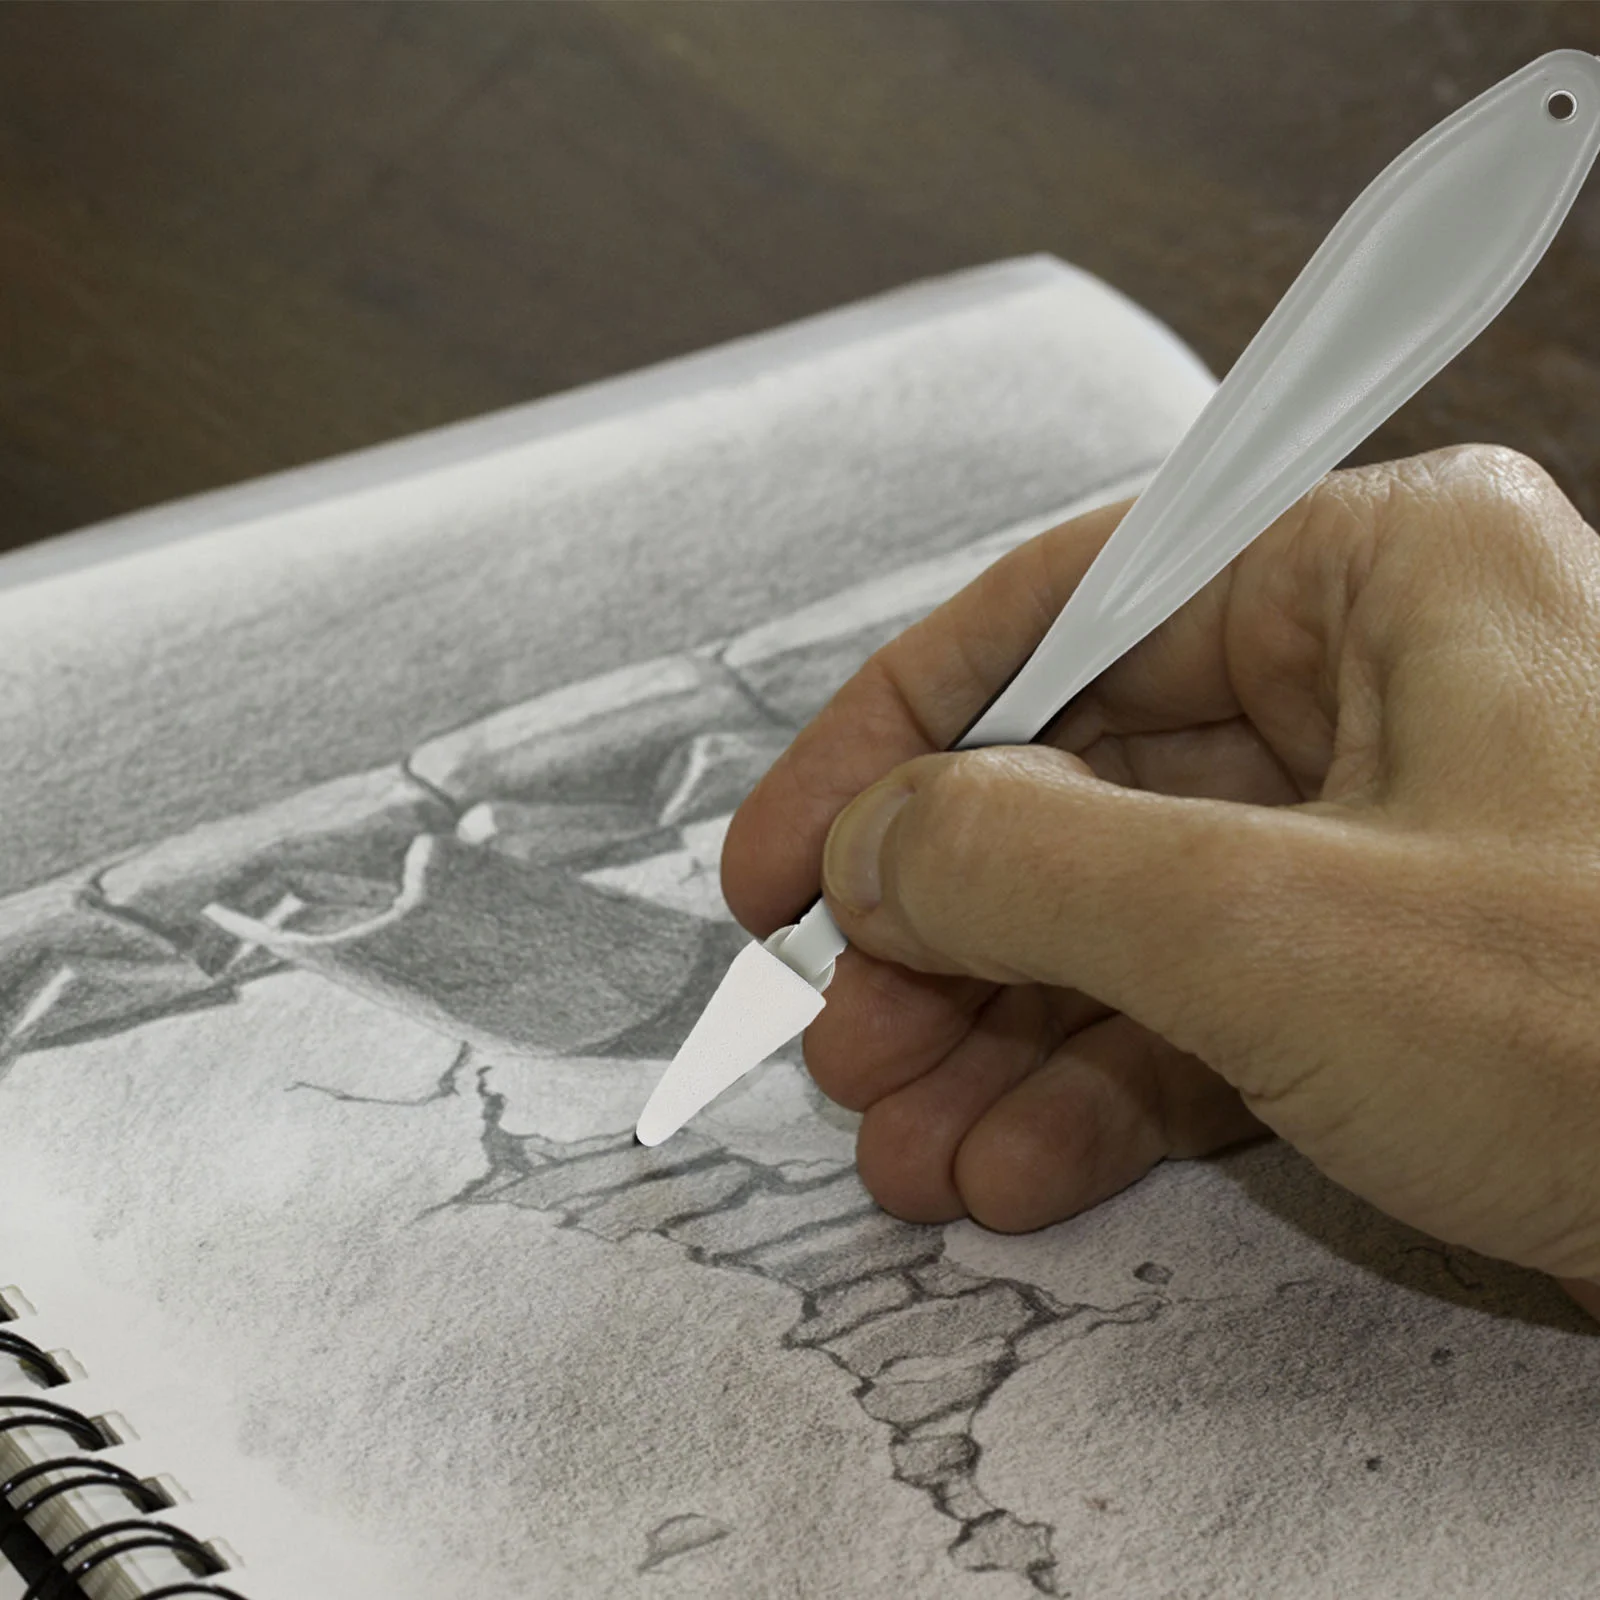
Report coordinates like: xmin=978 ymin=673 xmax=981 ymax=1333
xmin=0 ymin=255 xmax=1595 ymax=1600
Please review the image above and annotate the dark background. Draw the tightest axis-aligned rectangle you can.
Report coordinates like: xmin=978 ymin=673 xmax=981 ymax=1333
xmin=2 ymin=0 xmax=1598 ymax=554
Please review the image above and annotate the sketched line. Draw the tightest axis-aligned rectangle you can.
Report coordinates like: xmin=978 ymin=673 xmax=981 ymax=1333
xmin=289 ymin=1041 xmax=474 ymax=1109
xmin=203 ymin=834 xmax=435 ymax=949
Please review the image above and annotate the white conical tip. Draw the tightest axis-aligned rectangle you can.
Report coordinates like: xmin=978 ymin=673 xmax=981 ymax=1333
xmin=636 ymin=939 xmax=827 ymax=1145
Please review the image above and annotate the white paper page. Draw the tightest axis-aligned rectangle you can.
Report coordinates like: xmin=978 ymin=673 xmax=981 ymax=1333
xmin=2 ymin=257 xmax=1593 ymax=1600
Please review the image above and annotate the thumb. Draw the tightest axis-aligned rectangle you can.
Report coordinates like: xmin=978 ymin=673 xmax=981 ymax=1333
xmin=819 ymin=743 xmax=1353 ymax=1069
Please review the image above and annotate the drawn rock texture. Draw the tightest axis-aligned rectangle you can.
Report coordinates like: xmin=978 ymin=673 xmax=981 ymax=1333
xmin=828 ymin=1285 xmax=1033 ymax=1379
xmin=724 ymin=607 xmax=922 ymax=729
xmin=450 ymin=1093 xmax=1170 ymax=1597
xmin=718 ymin=521 xmax=1032 ymax=725
xmin=409 ymin=652 xmax=770 ymax=806
xmin=0 ymin=516 xmax=1035 ymax=1069
xmin=650 ymin=728 xmax=793 ymax=828
xmin=455 ymin=800 xmax=674 ymax=868
xmin=743 ymin=1212 xmax=939 ymax=1293
xmin=0 ymin=512 xmax=1178 ymax=1591
xmin=0 ymin=876 xmax=218 ymax=1065
xmin=97 ymin=766 xmax=453 ymax=973
xmin=666 ymin=1172 xmax=876 ymax=1258
xmin=578 ymin=815 xmax=737 ymax=926
xmin=209 ymin=838 xmax=717 ymax=1058
xmin=791 ymin=1274 xmax=914 ymax=1347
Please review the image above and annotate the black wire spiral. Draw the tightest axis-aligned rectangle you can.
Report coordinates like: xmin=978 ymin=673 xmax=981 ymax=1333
xmin=22 ymin=1519 xmax=231 ymax=1600
xmin=0 ymin=1316 xmax=244 ymax=1599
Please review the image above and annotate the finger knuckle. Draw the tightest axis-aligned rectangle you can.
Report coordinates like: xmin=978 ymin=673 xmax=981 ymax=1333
xmin=1436 ymin=441 xmax=1561 ymax=503
xmin=1441 ymin=442 xmax=1572 ymax=543
xmin=1327 ymin=443 xmax=1564 ymax=532
xmin=1315 ymin=446 xmax=1589 ymax=619
xmin=1440 ymin=445 xmax=1594 ymax=607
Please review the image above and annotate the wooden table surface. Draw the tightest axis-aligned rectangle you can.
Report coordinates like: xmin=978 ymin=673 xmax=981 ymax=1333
xmin=2 ymin=1 xmax=1598 ymax=553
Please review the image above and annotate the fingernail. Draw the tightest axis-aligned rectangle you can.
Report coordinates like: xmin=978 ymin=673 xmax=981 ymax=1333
xmin=823 ymin=781 xmax=913 ymax=913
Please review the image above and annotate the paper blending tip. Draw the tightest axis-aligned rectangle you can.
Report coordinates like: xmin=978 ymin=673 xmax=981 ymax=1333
xmin=635 ymin=934 xmax=830 ymax=1145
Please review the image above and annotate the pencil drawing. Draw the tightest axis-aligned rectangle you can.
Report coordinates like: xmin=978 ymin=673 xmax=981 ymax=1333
xmin=0 ymin=487 xmax=1100 ymax=1070
xmin=431 ymin=1059 xmax=1164 ymax=1596
xmin=1 ymin=264 xmax=1596 ymax=1597
xmin=3 ymin=494 xmax=1598 ymax=1597
xmin=0 ymin=501 xmax=1138 ymax=1594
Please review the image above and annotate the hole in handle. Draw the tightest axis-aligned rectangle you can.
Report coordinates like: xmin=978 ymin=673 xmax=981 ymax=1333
xmin=1546 ymin=89 xmax=1577 ymax=122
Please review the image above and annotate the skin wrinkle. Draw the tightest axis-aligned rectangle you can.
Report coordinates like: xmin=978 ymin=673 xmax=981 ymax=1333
xmin=1250 ymin=489 xmax=1369 ymax=798
xmin=1323 ymin=566 xmax=1397 ymax=801
xmin=864 ymin=649 xmax=954 ymax=767
xmin=1086 ymin=492 xmax=1336 ymax=794
xmin=1122 ymin=719 xmax=1300 ymax=806
xmin=1244 ymin=594 xmax=1338 ymax=794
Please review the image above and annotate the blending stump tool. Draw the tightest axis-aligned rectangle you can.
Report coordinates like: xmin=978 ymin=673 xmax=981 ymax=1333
xmin=637 ymin=51 xmax=1600 ymax=1147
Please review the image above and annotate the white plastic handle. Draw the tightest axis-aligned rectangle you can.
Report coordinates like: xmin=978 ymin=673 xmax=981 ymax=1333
xmin=775 ymin=50 xmax=1600 ymax=988
xmin=960 ymin=49 xmax=1600 ymax=749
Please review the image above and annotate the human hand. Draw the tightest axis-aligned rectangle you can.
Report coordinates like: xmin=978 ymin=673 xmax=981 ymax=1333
xmin=721 ymin=445 xmax=1600 ymax=1318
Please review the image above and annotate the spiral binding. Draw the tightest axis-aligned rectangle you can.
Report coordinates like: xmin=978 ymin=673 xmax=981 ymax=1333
xmin=0 ymin=1299 xmax=244 ymax=1600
